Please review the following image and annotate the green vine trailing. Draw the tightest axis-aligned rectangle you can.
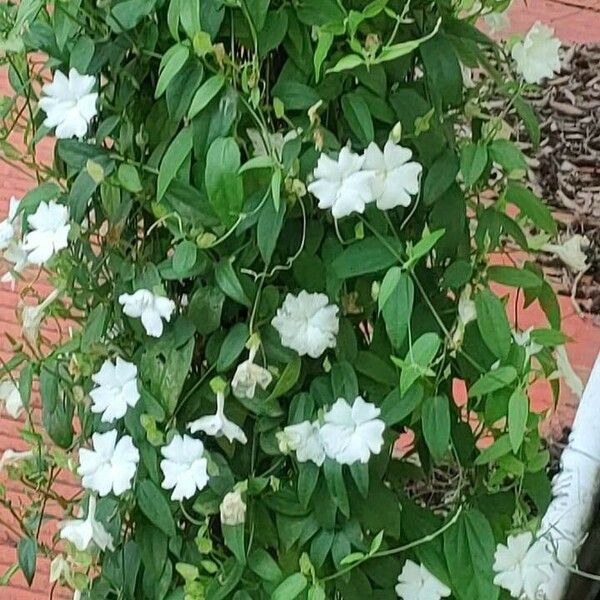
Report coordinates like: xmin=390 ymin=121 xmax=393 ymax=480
xmin=0 ymin=0 xmax=568 ymax=599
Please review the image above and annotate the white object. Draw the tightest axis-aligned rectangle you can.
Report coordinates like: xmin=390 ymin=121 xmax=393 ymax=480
xmin=492 ymin=531 xmax=554 ymax=598
xmin=59 ymin=495 xmax=114 ymax=552
xmin=119 ymin=289 xmax=176 ymax=337
xmin=19 ymin=288 xmax=61 ymax=346
xmin=160 ymin=433 xmax=209 ymax=501
xmin=278 ymin=420 xmax=326 ymax=466
xmin=90 ymin=357 xmax=140 ymax=422
xmin=271 ymin=291 xmax=339 ymax=358
xmin=539 ymin=352 xmax=600 ymax=599
xmin=320 ymin=396 xmax=385 ymax=464
xmin=308 ymin=147 xmax=375 ymax=218
xmin=0 ymin=196 xmax=21 ymax=250
xmin=39 ymin=68 xmax=98 ymax=139
xmin=0 ymin=449 xmax=33 ymax=473
xmin=395 ymin=559 xmax=451 ymax=600
xmin=0 ymin=380 xmax=23 ymax=419
xmin=220 ymin=490 xmax=246 ymax=526
xmin=231 ymin=346 xmax=272 ymax=400
xmin=188 ymin=390 xmax=247 ymax=444
xmin=362 ymin=141 xmax=422 ymax=210
xmin=78 ymin=430 xmax=139 ymax=496
xmin=22 ymin=201 xmax=70 ymax=265
xmin=511 ymin=21 xmax=561 ymax=84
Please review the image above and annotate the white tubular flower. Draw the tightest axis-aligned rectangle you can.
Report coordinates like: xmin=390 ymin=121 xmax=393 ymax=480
xmin=395 ymin=560 xmax=451 ymax=600
xmin=90 ymin=358 xmax=140 ymax=423
xmin=543 ymin=234 xmax=590 ymax=273
xmin=2 ymin=241 xmax=28 ymax=287
xmin=278 ymin=420 xmax=326 ymax=466
xmin=320 ymin=396 xmax=385 ymax=465
xmin=513 ymin=327 xmax=543 ymax=363
xmin=511 ymin=22 xmax=561 ymax=84
xmin=307 ymin=146 xmax=375 ymax=218
xmin=119 ymin=289 xmax=176 ymax=338
xmin=0 ymin=196 xmax=21 ymax=250
xmin=39 ymin=68 xmax=98 ymax=139
xmin=220 ymin=490 xmax=246 ymax=526
xmin=22 ymin=201 xmax=70 ymax=265
xmin=78 ymin=430 xmax=139 ymax=497
xmin=493 ymin=532 xmax=554 ymax=599
xmin=0 ymin=380 xmax=23 ymax=419
xmin=231 ymin=346 xmax=272 ymax=400
xmin=160 ymin=434 xmax=209 ymax=501
xmin=0 ymin=449 xmax=33 ymax=473
xmin=19 ymin=288 xmax=61 ymax=346
xmin=59 ymin=495 xmax=114 ymax=552
xmin=362 ymin=141 xmax=422 ymax=210
xmin=188 ymin=391 xmax=248 ymax=444
xmin=271 ymin=291 xmax=339 ymax=358
xmin=452 ymin=284 xmax=477 ymax=347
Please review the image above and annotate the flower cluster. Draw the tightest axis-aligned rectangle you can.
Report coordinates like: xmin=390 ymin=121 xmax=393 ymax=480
xmin=279 ymin=396 xmax=385 ymax=466
xmin=308 ymin=140 xmax=423 ymax=219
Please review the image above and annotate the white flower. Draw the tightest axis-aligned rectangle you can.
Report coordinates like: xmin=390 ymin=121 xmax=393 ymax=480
xmin=484 ymin=11 xmax=510 ymax=34
xmin=119 ymin=289 xmax=176 ymax=337
xmin=188 ymin=391 xmax=247 ymax=444
xmin=247 ymin=128 xmax=299 ymax=159
xmin=272 ymin=291 xmax=339 ymax=358
xmin=231 ymin=346 xmax=272 ymax=400
xmin=493 ymin=532 xmax=554 ymax=599
xmin=19 ymin=288 xmax=61 ymax=346
xmin=395 ymin=560 xmax=451 ymax=600
xmin=278 ymin=420 xmax=326 ymax=466
xmin=513 ymin=327 xmax=543 ymax=363
xmin=511 ymin=22 xmax=561 ymax=84
xmin=39 ymin=68 xmax=98 ymax=139
xmin=452 ymin=285 xmax=477 ymax=347
xmin=362 ymin=141 xmax=422 ymax=210
xmin=543 ymin=234 xmax=589 ymax=273
xmin=320 ymin=396 xmax=385 ymax=465
xmin=0 ymin=380 xmax=23 ymax=419
xmin=0 ymin=449 xmax=33 ymax=473
xmin=308 ymin=147 xmax=375 ymax=218
xmin=22 ymin=201 xmax=70 ymax=265
xmin=78 ymin=430 xmax=139 ymax=497
xmin=0 ymin=196 xmax=21 ymax=250
xmin=555 ymin=345 xmax=583 ymax=398
xmin=220 ymin=490 xmax=246 ymax=526
xmin=90 ymin=358 xmax=140 ymax=422
xmin=160 ymin=434 xmax=209 ymax=501
xmin=2 ymin=241 xmax=28 ymax=286
xmin=59 ymin=495 xmax=114 ymax=552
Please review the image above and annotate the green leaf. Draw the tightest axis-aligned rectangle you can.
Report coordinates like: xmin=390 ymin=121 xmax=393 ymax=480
xmin=188 ymin=74 xmax=225 ymax=119
xmin=214 ymin=259 xmax=251 ymax=307
xmin=272 ymin=573 xmax=308 ymax=600
xmin=157 ymin=127 xmax=193 ymax=201
xmin=205 ymin=137 xmax=244 ymax=225
xmin=423 ymin=148 xmax=459 ymax=206
xmin=460 ymin=142 xmax=488 ymax=187
xmin=248 ymin=548 xmax=283 ymax=582
xmin=422 ymin=395 xmax=450 ymax=461
xmin=505 ymin=182 xmax=556 ymax=235
xmin=156 ymin=43 xmax=190 ymax=98
xmin=487 ymin=265 xmax=542 ymax=289
xmin=118 ymin=163 xmax=143 ymax=193
xmin=314 ymin=29 xmax=334 ymax=80
xmin=444 ymin=510 xmax=499 ymax=600
xmin=397 ymin=333 xmax=441 ymax=395
xmin=374 ymin=18 xmax=441 ymax=63
xmin=136 ymin=480 xmax=176 ymax=537
xmin=81 ymin=305 xmax=107 ymax=351
xmin=468 ymin=367 xmax=517 ymax=397
xmin=273 ymin=82 xmax=320 ymax=111
xmin=508 ymin=388 xmax=528 ymax=453
xmin=172 ymin=240 xmax=198 ymax=277
xmin=188 ymin=286 xmax=224 ymax=334
xmin=327 ymin=54 xmax=364 ymax=74
xmin=474 ymin=434 xmax=512 ymax=465
xmin=489 ymin=139 xmax=527 ymax=174
xmin=513 ymin=95 xmax=541 ymax=148
xmin=222 ymin=523 xmax=246 ymax=564
xmin=380 ymin=268 xmax=413 ymax=349
xmin=18 ymin=537 xmax=36 ymax=586
xmin=380 ymin=384 xmax=423 ymax=425
xmin=298 ymin=462 xmax=320 ymax=507
xmin=474 ymin=289 xmax=511 ymax=360
xmin=332 ymin=237 xmax=399 ymax=279
xmin=110 ymin=0 xmax=155 ymax=30
xmin=217 ymin=323 xmax=249 ymax=371
xmin=268 ymin=356 xmax=301 ymax=401
xmin=341 ymin=92 xmax=374 ymax=145
xmin=324 ymin=459 xmax=350 ymax=516
xmin=258 ymin=199 xmax=286 ymax=262
xmin=405 ymin=229 xmax=445 ymax=268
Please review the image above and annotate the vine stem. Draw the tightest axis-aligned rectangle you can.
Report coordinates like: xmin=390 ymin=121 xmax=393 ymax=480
xmin=319 ymin=505 xmax=464 ymax=583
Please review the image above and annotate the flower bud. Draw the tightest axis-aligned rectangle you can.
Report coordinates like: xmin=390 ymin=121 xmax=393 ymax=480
xmin=220 ymin=490 xmax=246 ymax=526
